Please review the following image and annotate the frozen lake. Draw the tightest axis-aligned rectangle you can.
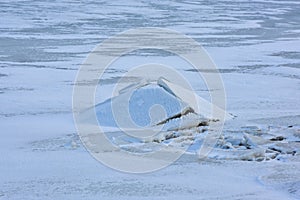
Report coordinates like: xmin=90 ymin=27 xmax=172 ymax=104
xmin=0 ymin=0 xmax=300 ymax=199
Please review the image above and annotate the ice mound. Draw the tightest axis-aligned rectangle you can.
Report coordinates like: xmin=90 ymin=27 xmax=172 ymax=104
xmin=95 ymin=83 xmax=190 ymax=128
xmin=78 ymin=78 xmax=299 ymax=162
xmin=80 ymin=78 xmax=235 ymax=155
xmin=85 ymin=78 xmax=231 ymax=129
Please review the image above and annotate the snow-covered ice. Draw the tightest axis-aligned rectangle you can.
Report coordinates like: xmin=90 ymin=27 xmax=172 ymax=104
xmin=1 ymin=0 xmax=300 ymax=199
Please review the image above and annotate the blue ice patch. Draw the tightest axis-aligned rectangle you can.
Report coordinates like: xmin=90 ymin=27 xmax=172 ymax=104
xmin=95 ymin=85 xmax=183 ymax=128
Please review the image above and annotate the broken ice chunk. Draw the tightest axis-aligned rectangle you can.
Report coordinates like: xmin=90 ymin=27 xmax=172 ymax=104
xmin=80 ymin=78 xmax=233 ymax=139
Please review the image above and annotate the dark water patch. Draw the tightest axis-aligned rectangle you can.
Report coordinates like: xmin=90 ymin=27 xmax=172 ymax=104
xmin=0 ymin=37 xmax=88 ymax=63
xmin=236 ymin=64 xmax=272 ymax=71
xmin=270 ymin=51 xmax=300 ymax=60
xmin=0 ymin=73 xmax=8 ymax=77
xmin=0 ymin=110 xmax=70 ymax=117
xmin=0 ymin=87 xmax=34 ymax=93
xmin=1 ymin=63 xmax=79 ymax=71
xmin=186 ymin=68 xmax=242 ymax=73
xmin=281 ymin=63 xmax=300 ymax=69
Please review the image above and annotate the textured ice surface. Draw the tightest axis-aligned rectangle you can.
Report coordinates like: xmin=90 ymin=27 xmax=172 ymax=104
xmin=203 ymin=125 xmax=300 ymax=162
xmin=95 ymin=84 xmax=185 ymax=128
xmin=1 ymin=0 xmax=300 ymax=199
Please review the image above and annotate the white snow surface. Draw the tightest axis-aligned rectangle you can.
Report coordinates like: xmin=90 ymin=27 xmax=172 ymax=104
xmin=1 ymin=0 xmax=300 ymax=199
